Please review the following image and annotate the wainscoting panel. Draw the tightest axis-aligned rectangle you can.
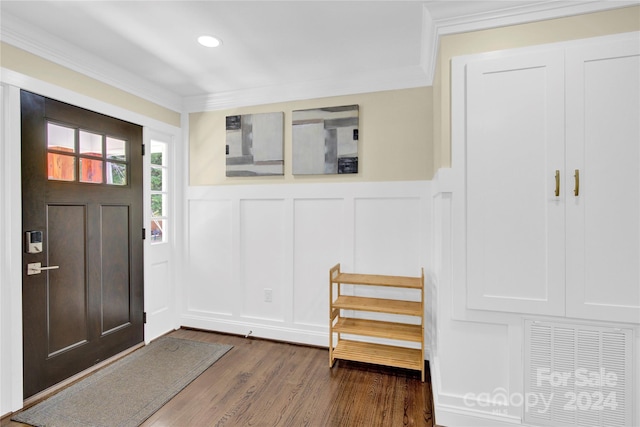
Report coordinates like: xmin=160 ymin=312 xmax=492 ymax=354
xmin=146 ymin=236 xmax=177 ymax=341
xmin=293 ymin=198 xmax=344 ymax=328
xmin=187 ymin=199 xmax=234 ymax=315
xmin=148 ymin=260 xmax=169 ymax=315
xmin=240 ymin=199 xmax=287 ymax=321
xmin=182 ymin=181 xmax=430 ymax=347
xmin=354 ymin=197 xmax=424 ymax=276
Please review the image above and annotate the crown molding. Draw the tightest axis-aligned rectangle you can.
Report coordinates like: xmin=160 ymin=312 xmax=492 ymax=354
xmin=0 ymin=12 xmax=183 ymax=113
xmin=2 ymin=2 xmax=637 ymax=114
xmin=421 ymin=1 xmax=639 ymax=84
xmin=182 ymin=65 xmax=429 ymax=113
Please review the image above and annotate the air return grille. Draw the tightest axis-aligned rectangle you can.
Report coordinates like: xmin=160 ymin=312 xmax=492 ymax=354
xmin=524 ymin=320 xmax=632 ymax=427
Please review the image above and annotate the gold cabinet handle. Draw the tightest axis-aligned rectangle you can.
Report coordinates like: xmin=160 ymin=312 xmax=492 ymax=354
xmin=555 ymin=170 xmax=560 ymax=197
xmin=574 ymin=169 xmax=580 ymax=196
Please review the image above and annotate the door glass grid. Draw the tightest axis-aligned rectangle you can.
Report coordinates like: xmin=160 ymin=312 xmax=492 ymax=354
xmin=47 ymin=122 xmax=128 ymax=185
xmin=150 ymin=140 xmax=168 ymax=243
xmin=47 ymin=123 xmax=76 ymax=181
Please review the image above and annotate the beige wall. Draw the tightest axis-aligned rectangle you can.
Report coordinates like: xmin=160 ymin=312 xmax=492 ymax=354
xmin=190 ymin=87 xmax=433 ymax=186
xmin=0 ymin=42 xmax=181 ymax=127
xmin=433 ymin=5 xmax=640 ymax=173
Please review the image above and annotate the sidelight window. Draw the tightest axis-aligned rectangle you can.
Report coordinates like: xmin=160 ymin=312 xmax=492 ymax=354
xmin=150 ymin=140 xmax=168 ymax=243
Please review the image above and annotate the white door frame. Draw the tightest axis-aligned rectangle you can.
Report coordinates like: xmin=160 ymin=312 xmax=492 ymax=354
xmin=0 ymin=69 xmax=181 ymax=412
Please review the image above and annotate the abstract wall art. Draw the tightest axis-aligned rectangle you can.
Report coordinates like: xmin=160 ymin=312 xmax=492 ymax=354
xmin=292 ymin=105 xmax=359 ymax=175
xmin=226 ymin=112 xmax=284 ymax=176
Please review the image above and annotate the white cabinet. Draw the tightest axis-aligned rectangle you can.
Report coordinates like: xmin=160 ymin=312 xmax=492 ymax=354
xmin=465 ymin=48 xmax=566 ymax=316
xmin=458 ymin=33 xmax=640 ymax=323
xmin=565 ymin=38 xmax=640 ymax=323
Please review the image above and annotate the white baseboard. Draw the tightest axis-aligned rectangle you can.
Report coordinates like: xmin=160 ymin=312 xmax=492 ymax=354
xmin=435 ymin=404 xmax=523 ymax=427
xmin=179 ymin=315 xmax=328 ymax=348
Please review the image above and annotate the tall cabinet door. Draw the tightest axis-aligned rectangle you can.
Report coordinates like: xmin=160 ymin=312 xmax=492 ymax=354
xmin=565 ymin=38 xmax=640 ymax=323
xmin=465 ymin=49 xmax=566 ymax=315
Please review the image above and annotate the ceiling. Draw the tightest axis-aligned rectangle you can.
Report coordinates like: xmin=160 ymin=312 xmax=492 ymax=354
xmin=1 ymin=1 xmax=636 ymax=111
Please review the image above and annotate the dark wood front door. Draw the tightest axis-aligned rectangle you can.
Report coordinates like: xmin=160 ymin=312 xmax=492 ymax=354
xmin=21 ymin=90 xmax=144 ymax=399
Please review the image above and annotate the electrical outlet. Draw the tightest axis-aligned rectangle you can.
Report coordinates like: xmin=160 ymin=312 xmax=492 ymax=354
xmin=264 ymin=288 xmax=273 ymax=303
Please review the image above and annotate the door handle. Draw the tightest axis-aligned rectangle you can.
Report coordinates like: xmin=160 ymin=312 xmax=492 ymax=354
xmin=555 ymin=170 xmax=560 ymax=197
xmin=574 ymin=169 xmax=580 ymax=196
xmin=27 ymin=262 xmax=60 ymax=276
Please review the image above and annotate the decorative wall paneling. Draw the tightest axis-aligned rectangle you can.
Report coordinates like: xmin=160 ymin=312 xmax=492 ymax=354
xmin=182 ymin=181 xmax=431 ymax=349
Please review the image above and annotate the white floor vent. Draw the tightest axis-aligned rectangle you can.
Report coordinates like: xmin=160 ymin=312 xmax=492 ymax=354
xmin=524 ymin=320 xmax=632 ymax=427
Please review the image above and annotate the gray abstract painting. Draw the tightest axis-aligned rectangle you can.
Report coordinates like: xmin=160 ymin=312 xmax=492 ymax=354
xmin=292 ymin=105 xmax=359 ymax=175
xmin=226 ymin=112 xmax=284 ymax=176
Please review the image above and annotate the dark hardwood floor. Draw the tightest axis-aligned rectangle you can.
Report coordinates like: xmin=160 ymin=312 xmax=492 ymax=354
xmin=5 ymin=328 xmax=435 ymax=426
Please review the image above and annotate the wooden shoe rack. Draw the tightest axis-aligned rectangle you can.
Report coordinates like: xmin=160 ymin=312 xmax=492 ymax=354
xmin=329 ymin=263 xmax=425 ymax=381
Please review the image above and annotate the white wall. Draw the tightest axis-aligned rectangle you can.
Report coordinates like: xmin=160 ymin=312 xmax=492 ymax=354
xmin=431 ymin=169 xmax=523 ymax=426
xmin=181 ymin=180 xmax=431 ymax=348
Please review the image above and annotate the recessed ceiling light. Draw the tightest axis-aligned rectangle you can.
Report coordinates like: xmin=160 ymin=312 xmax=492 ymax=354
xmin=198 ymin=35 xmax=222 ymax=48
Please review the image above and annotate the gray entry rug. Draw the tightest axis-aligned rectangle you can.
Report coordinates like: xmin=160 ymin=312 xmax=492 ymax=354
xmin=13 ymin=336 xmax=232 ymax=427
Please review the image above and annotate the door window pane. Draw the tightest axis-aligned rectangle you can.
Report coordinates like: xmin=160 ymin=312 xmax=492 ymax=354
xmin=150 ymin=166 xmax=164 ymax=191
xmin=150 ymin=140 xmax=169 ymax=244
xmin=48 ymin=153 xmax=76 ymax=181
xmin=151 ymin=194 xmax=165 ymax=217
xmin=106 ymin=162 xmax=127 ymax=185
xmin=150 ymin=142 xmax=165 ymax=166
xmin=47 ymin=123 xmax=75 ymax=153
xmin=79 ymin=158 xmax=103 ymax=183
xmin=79 ymin=131 xmax=102 ymax=157
xmin=151 ymin=219 xmax=166 ymax=242
xmin=46 ymin=122 xmax=129 ymax=186
xmin=107 ymin=137 xmax=126 ymax=161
